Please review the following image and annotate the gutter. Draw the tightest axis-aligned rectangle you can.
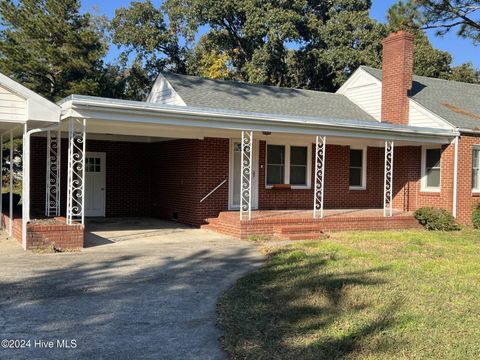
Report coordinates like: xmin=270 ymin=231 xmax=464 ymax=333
xmin=458 ymin=128 xmax=480 ymax=135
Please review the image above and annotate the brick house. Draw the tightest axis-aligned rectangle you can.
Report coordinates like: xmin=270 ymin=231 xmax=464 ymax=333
xmin=2 ymin=30 xmax=480 ymax=249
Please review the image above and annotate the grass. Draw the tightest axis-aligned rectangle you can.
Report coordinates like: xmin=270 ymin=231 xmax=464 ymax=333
xmin=217 ymin=230 xmax=480 ymax=359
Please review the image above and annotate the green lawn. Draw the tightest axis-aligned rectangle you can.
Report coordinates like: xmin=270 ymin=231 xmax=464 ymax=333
xmin=217 ymin=230 xmax=480 ymax=359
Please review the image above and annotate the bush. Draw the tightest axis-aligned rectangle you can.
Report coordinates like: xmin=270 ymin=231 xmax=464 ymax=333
xmin=414 ymin=207 xmax=461 ymax=231
xmin=472 ymin=203 xmax=480 ymax=230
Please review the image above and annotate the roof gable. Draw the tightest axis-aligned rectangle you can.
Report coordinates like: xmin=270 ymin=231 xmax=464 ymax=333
xmin=0 ymin=72 xmax=60 ymax=123
xmin=360 ymin=66 xmax=480 ymax=131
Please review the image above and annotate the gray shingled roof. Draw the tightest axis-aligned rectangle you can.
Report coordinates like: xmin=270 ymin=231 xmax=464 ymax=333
xmin=162 ymin=72 xmax=376 ymax=122
xmin=361 ymin=66 xmax=480 ymax=131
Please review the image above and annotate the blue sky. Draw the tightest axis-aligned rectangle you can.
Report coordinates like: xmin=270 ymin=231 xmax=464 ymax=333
xmin=82 ymin=0 xmax=479 ymax=68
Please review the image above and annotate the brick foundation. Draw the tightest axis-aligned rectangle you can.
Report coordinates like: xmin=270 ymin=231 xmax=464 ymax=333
xmin=203 ymin=210 xmax=421 ymax=240
xmin=2 ymin=213 xmax=84 ymax=251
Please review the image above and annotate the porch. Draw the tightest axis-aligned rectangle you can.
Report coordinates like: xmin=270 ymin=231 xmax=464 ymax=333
xmin=203 ymin=208 xmax=420 ymax=240
xmin=16 ymin=95 xmax=457 ymax=249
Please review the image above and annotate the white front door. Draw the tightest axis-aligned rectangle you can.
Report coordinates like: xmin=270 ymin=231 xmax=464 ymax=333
xmin=85 ymin=152 xmax=106 ymax=217
xmin=229 ymin=140 xmax=259 ymax=210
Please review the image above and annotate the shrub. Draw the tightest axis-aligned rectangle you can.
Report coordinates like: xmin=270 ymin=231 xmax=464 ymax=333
xmin=414 ymin=207 xmax=461 ymax=231
xmin=472 ymin=203 xmax=480 ymax=230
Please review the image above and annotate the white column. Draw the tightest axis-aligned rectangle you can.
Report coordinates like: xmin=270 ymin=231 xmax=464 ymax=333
xmin=8 ymin=130 xmax=13 ymax=237
xmin=66 ymin=119 xmax=86 ymax=225
xmin=240 ymin=130 xmax=253 ymax=221
xmin=21 ymin=124 xmax=28 ymax=250
xmin=45 ymin=130 xmax=61 ymax=217
xmin=384 ymin=140 xmax=394 ymax=217
xmin=452 ymin=136 xmax=459 ymax=218
xmin=314 ymin=136 xmax=326 ymax=219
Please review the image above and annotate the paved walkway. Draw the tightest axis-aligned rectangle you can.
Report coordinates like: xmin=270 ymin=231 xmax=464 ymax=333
xmin=0 ymin=218 xmax=263 ymax=359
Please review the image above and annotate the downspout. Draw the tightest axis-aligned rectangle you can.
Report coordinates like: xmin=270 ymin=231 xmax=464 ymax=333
xmin=22 ymin=124 xmax=60 ymax=250
xmin=452 ymin=135 xmax=459 ymax=218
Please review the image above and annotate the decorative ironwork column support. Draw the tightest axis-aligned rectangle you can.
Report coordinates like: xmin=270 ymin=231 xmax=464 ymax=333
xmin=314 ymin=136 xmax=326 ymax=219
xmin=240 ymin=130 xmax=253 ymax=221
xmin=45 ymin=130 xmax=61 ymax=217
xmin=66 ymin=119 xmax=86 ymax=225
xmin=384 ymin=140 xmax=394 ymax=217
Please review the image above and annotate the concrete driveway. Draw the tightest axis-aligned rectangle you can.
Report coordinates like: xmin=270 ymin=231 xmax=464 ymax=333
xmin=0 ymin=218 xmax=263 ymax=360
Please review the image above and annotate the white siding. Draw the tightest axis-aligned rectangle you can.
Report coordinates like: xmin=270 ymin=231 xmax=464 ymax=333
xmin=409 ymin=100 xmax=452 ymax=129
xmin=146 ymin=74 xmax=186 ymax=106
xmin=339 ymin=68 xmax=454 ymax=130
xmin=0 ymin=84 xmax=26 ymax=122
xmin=337 ymin=71 xmax=382 ymax=121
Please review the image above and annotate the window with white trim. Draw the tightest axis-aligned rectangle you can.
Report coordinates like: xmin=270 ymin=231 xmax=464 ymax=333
xmin=473 ymin=147 xmax=480 ymax=192
xmin=422 ymin=148 xmax=441 ymax=191
xmin=266 ymin=144 xmax=310 ymax=187
xmin=266 ymin=145 xmax=285 ymax=185
xmin=290 ymin=146 xmax=308 ymax=185
xmin=349 ymin=148 xmax=366 ymax=189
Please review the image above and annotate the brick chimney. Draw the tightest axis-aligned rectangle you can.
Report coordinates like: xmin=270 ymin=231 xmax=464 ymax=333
xmin=381 ymin=31 xmax=414 ymax=125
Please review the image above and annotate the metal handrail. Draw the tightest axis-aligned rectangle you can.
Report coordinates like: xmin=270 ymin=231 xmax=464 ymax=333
xmin=200 ymin=179 xmax=227 ymax=203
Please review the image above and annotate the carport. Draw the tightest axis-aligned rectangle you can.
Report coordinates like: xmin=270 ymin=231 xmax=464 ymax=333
xmin=0 ymin=73 xmax=60 ymax=249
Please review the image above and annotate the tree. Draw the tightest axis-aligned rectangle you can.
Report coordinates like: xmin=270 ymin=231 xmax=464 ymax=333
xmin=164 ymin=0 xmax=390 ymax=90
xmin=110 ymin=0 xmax=189 ymax=99
xmin=388 ymin=1 xmax=479 ymax=82
xmin=414 ymin=0 xmax=480 ymax=44
xmin=190 ymin=35 xmax=235 ymax=80
xmin=0 ymin=0 xmax=109 ymax=101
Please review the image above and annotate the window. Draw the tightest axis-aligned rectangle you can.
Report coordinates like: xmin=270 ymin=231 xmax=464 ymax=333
xmin=267 ymin=145 xmax=285 ymax=185
xmin=349 ymin=148 xmax=366 ymax=189
xmin=422 ymin=148 xmax=441 ymax=191
xmin=473 ymin=147 xmax=480 ymax=192
xmin=266 ymin=144 xmax=310 ymax=187
xmin=86 ymin=157 xmax=101 ymax=173
xmin=290 ymin=146 xmax=308 ymax=185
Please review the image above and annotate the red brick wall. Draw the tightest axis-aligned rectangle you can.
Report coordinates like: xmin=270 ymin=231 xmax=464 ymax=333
xmin=197 ymin=138 xmax=230 ymax=222
xmin=29 ymin=135 xmax=476 ymax=228
xmin=392 ymin=144 xmax=455 ymax=213
xmin=1 ymin=213 xmax=84 ymax=250
xmin=89 ymin=141 xmax=152 ymax=217
xmin=258 ymin=141 xmax=384 ymax=209
xmin=151 ymin=138 xmax=229 ymax=226
xmin=381 ymin=31 xmax=414 ymax=125
xmin=456 ymin=134 xmax=480 ymax=224
xmin=31 ymin=137 xmax=152 ymax=218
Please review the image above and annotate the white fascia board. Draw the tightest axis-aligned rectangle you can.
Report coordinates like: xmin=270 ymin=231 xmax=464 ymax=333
xmin=62 ymin=98 xmax=458 ymax=144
